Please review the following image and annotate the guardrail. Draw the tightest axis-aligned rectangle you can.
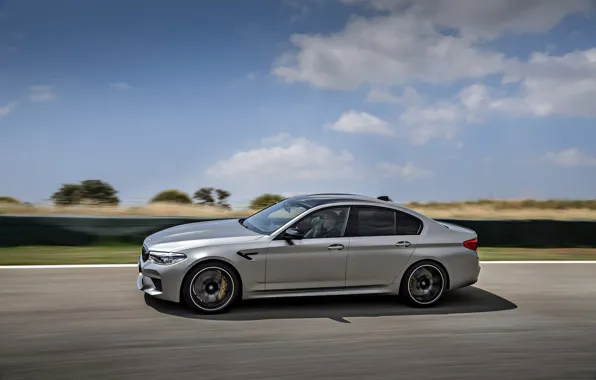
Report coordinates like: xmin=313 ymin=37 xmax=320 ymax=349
xmin=1 ymin=215 xmax=595 ymax=248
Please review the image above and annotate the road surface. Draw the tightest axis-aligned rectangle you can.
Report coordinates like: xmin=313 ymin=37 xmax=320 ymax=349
xmin=0 ymin=263 xmax=595 ymax=380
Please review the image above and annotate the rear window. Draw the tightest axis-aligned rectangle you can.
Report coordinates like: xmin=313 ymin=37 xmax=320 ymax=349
xmin=345 ymin=206 xmax=422 ymax=237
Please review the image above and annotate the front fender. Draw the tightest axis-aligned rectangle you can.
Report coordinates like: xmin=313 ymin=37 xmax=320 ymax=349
xmin=180 ymin=245 xmax=267 ymax=295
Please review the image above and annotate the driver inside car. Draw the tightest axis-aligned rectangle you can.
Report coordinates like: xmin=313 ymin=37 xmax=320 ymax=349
xmin=303 ymin=210 xmax=342 ymax=239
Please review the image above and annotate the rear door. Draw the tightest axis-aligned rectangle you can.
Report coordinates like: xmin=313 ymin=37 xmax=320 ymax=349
xmin=345 ymin=206 xmax=423 ymax=287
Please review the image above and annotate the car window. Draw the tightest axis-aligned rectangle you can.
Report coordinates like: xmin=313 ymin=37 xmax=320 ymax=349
xmin=269 ymin=207 xmax=307 ymax=219
xmin=395 ymin=210 xmax=423 ymax=235
xmin=291 ymin=206 xmax=350 ymax=239
xmin=242 ymin=199 xmax=312 ymax=235
xmin=344 ymin=206 xmax=422 ymax=237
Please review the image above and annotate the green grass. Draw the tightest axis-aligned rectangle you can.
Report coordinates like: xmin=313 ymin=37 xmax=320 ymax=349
xmin=0 ymin=245 xmax=140 ymax=265
xmin=478 ymin=247 xmax=596 ymax=261
xmin=0 ymin=245 xmax=595 ymax=265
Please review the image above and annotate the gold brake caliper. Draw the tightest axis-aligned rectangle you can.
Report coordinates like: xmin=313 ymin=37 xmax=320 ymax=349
xmin=409 ymin=276 xmax=417 ymax=290
xmin=218 ymin=277 xmax=227 ymax=300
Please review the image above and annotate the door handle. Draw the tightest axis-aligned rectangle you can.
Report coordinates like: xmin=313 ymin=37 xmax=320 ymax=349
xmin=396 ymin=241 xmax=411 ymax=248
xmin=328 ymin=244 xmax=344 ymax=250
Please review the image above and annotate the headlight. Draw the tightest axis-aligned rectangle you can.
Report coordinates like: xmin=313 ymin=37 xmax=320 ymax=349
xmin=148 ymin=251 xmax=187 ymax=265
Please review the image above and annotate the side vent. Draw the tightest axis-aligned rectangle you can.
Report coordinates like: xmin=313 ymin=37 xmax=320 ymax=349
xmin=236 ymin=251 xmax=260 ymax=261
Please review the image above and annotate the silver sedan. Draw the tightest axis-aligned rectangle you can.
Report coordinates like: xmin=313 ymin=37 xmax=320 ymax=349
xmin=137 ymin=193 xmax=480 ymax=314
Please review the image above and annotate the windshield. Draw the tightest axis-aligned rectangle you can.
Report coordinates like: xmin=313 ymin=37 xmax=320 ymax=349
xmin=242 ymin=198 xmax=312 ymax=235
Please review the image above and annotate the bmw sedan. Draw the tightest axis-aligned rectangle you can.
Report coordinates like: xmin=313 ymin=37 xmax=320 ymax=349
xmin=137 ymin=193 xmax=480 ymax=314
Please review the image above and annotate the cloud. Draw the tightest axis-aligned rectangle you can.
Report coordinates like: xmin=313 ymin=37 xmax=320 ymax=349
xmin=376 ymin=162 xmax=433 ymax=181
xmin=397 ymin=100 xmax=466 ymax=146
xmin=0 ymin=101 xmax=18 ymax=117
xmin=205 ymin=135 xmax=358 ymax=181
xmin=542 ymin=148 xmax=596 ymax=166
xmin=283 ymin=0 xmax=324 ymax=23
xmin=271 ymin=0 xmax=596 ymax=151
xmin=326 ymin=110 xmax=395 ymax=136
xmin=29 ymin=85 xmax=56 ymax=102
xmin=272 ymin=12 xmax=506 ymax=90
xmin=329 ymin=58 xmax=596 ymax=145
xmin=329 ymin=84 xmax=490 ymax=145
xmin=365 ymin=86 xmax=422 ymax=106
xmin=377 ymin=49 xmax=596 ymax=121
xmin=494 ymin=49 xmax=596 ymax=118
xmin=272 ymin=0 xmax=595 ymax=90
xmin=340 ymin=0 xmax=595 ymax=40
xmin=427 ymin=0 xmax=594 ymax=40
xmin=109 ymin=82 xmax=133 ymax=91
xmin=374 ymin=49 xmax=596 ymax=123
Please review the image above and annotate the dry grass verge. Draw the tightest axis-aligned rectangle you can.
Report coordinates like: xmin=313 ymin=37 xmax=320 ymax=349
xmin=1 ymin=199 xmax=596 ymax=220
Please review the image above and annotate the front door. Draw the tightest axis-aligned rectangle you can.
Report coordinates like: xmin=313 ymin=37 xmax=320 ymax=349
xmin=265 ymin=206 xmax=351 ymax=291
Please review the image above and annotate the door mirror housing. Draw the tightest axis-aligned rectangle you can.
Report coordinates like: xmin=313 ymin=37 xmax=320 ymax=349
xmin=283 ymin=227 xmax=305 ymax=240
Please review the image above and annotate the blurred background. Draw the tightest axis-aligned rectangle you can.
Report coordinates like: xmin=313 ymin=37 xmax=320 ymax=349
xmin=1 ymin=1 xmax=596 ymax=379
xmin=1 ymin=0 xmax=595 ymax=214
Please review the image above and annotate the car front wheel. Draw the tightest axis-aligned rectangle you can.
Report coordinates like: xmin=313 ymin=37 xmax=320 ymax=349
xmin=400 ymin=260 xmax=447 ymax=307
xmin=182 ymin=261 xmax=240 ymax=314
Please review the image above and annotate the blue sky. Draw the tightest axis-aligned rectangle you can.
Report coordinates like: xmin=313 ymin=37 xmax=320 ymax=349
xmin=1 ymin=0 xmax=595 ymax=207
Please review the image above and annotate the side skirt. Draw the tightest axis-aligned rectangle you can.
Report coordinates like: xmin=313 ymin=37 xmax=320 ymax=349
xmin=242 ymin=285 xmax=397 ymax=300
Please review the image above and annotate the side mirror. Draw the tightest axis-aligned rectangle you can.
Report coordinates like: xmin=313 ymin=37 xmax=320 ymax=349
xmin=283 ymin=227 xmax=305 ymax=240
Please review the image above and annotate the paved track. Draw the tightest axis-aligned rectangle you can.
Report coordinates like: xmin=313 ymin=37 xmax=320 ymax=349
xmin=0 ymin=264 xmax=595 ymax=380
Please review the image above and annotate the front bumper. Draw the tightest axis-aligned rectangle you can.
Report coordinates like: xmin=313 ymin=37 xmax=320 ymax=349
xmin=137 ymin=255 xmax=184 ymax=303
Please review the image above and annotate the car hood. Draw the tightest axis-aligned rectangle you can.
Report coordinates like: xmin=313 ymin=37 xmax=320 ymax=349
xmin=143 ymin=218 xmax=265 ymax=252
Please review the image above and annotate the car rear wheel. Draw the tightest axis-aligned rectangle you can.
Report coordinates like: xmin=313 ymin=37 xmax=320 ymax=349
xmin=182 ymin=262 xmax=240 ymax=314
xmin=400 ymin=260 xmax=447 ymax=307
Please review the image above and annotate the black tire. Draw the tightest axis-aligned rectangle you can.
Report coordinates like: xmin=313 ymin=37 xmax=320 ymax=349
xmin=181 ymin=261 xmax=241 ymax=314
xmin=399 ymin=260 xmax=447 ymax=307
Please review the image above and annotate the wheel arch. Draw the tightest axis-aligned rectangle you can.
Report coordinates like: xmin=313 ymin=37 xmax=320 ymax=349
xmin=179 ymin=257 xmax=244 ymax=303
xmin=401 ymin=258 xmax=451 ymax=291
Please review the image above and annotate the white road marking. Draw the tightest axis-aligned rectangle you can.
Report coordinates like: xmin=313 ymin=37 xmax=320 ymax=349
xmin=0 ymin=264 xmax=138 ymax=269
xmin=0 ymin=261 xmax=596 ymax=269
xmin=481 ymin=261 xmax=596 ymax=264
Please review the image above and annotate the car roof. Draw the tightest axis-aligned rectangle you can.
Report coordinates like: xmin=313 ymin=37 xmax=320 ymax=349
xmin=288 ymin=193 xmax=400 ymax=207
xmin=284 ymin=193 xmax=433 ymax=223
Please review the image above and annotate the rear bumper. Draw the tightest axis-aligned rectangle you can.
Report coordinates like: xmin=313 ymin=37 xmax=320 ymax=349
xmin=447 ymin=254 xmax=481 ymax=291
xmin=462 ymin=262 xmax=481 ymax=288
xmin=137 ymin=255 xmax=184 ymax=303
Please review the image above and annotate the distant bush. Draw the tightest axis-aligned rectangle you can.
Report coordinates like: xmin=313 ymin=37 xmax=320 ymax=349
xmin=250 ymin=193 xmax=285 ymax=209
xmin=0 ymin=196 xmax=20 ymax=204
xmin=2 ymin=197 xmax=596 ymax=219
xmin=193 ymin=187 xmax=231 ymax=209
xmin=51 ymin=180 xmax=120 ymax=206
xmin=150 ymin=189 xmax=192 ymax=204
xmin=407 ymin=199 xmax=596 ymax=210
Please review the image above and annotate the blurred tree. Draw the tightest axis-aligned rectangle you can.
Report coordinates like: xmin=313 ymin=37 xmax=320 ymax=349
xmin=249 ymin=193 xmax=285 ymax=210
xmin=0 ymin=196 xmax=21 ymax=204
xmin=214 ymin=189 xmax=231 ymax=209
xmin=193 ymin=187 xmax=232 ymax=209
xmin=150 ymin=189 xmax=192 ymax=204
xmin=51 ymin=180 xmax=119 ymax=206
xmin=193 ymin=187 xmax=215 ymax=205
xmin=51 ymin=183 xmax=83 ymax=205
xmin=78 ymin=180 xmax=119 ymax=205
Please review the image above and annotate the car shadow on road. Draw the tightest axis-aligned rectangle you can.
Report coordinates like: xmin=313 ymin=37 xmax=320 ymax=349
xmin=144 ymin=286 xmax=517 ymax=323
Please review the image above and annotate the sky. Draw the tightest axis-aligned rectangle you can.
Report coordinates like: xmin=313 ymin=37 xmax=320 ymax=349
xmin=1 ymin=0 xmax=596 ymax=207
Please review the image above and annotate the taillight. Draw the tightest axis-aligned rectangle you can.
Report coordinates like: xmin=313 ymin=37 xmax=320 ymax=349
xmin=463 ymin=237 xmax=478 ymax=252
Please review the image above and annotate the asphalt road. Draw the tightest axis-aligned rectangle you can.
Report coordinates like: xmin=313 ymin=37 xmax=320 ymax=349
xmin=0 ymin=264 xmax=595 ymax=380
